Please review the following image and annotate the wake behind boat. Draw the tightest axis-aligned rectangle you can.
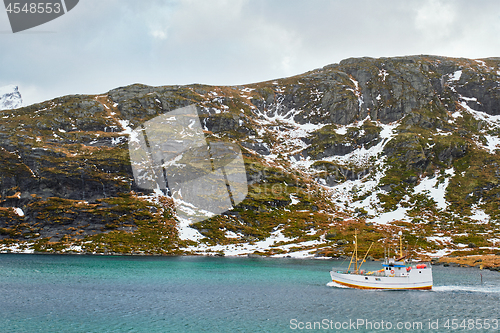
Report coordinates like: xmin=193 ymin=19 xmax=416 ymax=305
xmin=330 ymin=231 xmax=432 ymax=290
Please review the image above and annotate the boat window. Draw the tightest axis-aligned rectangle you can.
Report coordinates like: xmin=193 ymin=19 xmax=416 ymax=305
xmin=365 ymin=277 xmax=368 ymax=280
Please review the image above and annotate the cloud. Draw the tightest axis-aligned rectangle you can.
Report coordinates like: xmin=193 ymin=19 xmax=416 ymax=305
xmin=1 ymin=0 xmax=500 ymax=105
xmin=415 ymin=0 xmax=458 ymax=40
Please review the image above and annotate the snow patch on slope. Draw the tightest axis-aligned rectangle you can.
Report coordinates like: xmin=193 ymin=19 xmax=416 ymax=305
xmin=347 ymin=77 xmax=364 ymax=110
xmin=457 ymin=94 xmax=500 ymax=154
xmin=458 ymin=96 xmax=500 ymax=129
xmin=0 ymin=243 xmax=34 ymax=254
xmin=181 ymin=225 xmax=323 ymax=258
xmin=326 ymin=118 xmax=399 ymax=168
xmin=483 ymin=135 xmax=500 ymax=153
xmin=137 ymin=190 xmax=205 ymax=242
xmin=470 ymin=202 xmax=490 ymax=223
xmin=365 ymin=168 xmax=455 ymax=225
xmin=449 ymin=70 xmax=462 ymax=81
xmin=414 ymin=168 xmax=455 ymax=211
xmin=13 ymin=208 xmax=24 ymax=217
xmin=326 ymin=119 xmax=400 ymax=218
xmin=251 ymin=103 xmax=327 ymax=168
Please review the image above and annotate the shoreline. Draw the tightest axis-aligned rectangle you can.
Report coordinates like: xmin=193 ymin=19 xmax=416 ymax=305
xmin=2 ymin=251 xmax=500 ymax=271
xmin=434 ymin=254 xmax=500 ymax=271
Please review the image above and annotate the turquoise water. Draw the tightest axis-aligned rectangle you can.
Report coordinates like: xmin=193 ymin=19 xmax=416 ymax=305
xmin=1 ymin=255 xmax=500 ymax=332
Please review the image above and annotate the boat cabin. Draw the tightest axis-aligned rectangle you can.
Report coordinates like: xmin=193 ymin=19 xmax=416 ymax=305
xmin=382 ymin=258 xmax=429 ymax=277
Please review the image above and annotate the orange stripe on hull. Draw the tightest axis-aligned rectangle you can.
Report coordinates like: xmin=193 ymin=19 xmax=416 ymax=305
xmin=332 ymin=279 xmax=432 ymax=290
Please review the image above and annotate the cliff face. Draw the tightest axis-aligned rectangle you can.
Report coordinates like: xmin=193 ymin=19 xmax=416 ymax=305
xmin=1 ymin=55 xmax=500 ymax=257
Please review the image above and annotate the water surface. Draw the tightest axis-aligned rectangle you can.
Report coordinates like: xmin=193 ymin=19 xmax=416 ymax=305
xmin=1 ymin=254 xmax=499 ymax=332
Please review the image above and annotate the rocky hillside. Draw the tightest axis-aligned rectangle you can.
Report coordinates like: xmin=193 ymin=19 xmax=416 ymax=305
xmin=1 ymin=55 xmax=500 ymax=259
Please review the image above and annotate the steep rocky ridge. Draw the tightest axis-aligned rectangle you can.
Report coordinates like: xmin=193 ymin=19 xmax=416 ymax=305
xmin=1 ymin=55 xmax=500 ymax=258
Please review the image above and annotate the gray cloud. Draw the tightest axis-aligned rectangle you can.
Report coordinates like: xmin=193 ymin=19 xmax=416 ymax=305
xmin=1 ymin=0 xmax=500 ymax=106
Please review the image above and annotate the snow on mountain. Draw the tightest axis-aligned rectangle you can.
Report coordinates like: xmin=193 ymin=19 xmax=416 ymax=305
xmin=0 ymin=85 xmax=23 ymax=110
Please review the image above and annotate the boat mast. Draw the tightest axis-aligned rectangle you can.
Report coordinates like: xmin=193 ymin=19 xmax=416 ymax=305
xmin=398 ymin=231 xmax=403 ymax=258
xmin=347 ymin=230 xmax=358 ymax=273
xmin=354 ymin=231 xmax=358 ymax=273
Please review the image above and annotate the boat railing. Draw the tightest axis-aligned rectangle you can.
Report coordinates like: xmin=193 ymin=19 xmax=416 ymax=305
xmin=335 ymin=269 xmax=385 ymax=276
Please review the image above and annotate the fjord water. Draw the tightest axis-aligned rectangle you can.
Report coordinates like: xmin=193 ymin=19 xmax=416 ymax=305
xmin=1 ymin=255 xmax=499 ymax=332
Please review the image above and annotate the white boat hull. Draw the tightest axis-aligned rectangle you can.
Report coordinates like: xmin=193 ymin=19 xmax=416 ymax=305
xmin=330 ymin=268 xmax=432 ymax=290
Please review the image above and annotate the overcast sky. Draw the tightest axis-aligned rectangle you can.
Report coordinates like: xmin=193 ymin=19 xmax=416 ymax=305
xmin=1 ymin=0 xmax=500 ymax=106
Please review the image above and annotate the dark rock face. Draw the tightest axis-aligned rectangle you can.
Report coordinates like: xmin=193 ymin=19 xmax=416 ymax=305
xmin=240 ymin=141 xmax=270 ymax=156
xmin=253 ymin=56 xmax=500 ymax=126
xmin=454 ymin=69 xmax=500 ymax=116
xmin=437 ymin=143 xmax=468 ymax=165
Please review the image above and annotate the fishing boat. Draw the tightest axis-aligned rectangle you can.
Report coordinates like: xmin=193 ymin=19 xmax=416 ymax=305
xmin=330 ymin=231 xmax=432 ymax=290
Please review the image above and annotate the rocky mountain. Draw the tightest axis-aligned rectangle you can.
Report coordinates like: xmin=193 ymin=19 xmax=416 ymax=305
xmin=1 ymin=55 xmax=500 ymax=259
xmin=0 ymin=85 xmax=23 ymax=110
